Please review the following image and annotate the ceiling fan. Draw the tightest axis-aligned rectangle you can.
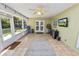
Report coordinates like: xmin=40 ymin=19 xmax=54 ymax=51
xmin=29 ymin=5 xmax=46 ymax=15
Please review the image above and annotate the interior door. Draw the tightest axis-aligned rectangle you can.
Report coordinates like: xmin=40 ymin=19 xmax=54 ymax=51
xmin=35 ymin=20 xmax=44 ymax=32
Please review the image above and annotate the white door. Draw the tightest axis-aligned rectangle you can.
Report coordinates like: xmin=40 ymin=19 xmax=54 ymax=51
xmin=35 ymin=20 xmax=44 ymax=32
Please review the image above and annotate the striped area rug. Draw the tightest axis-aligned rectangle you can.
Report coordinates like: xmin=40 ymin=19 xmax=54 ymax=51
xmin=24 ymin=38 xmax=56 ymax=56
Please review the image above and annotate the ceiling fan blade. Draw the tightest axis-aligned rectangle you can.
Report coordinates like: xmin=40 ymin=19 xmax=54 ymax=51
xmin=33 ymin=11 xmax=37 ymax=14
xmin=29 ymin=9 xmax=35 ymax=11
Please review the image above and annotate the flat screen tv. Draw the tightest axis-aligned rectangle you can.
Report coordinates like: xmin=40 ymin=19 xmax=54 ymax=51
xmin=58 ymin=17 xmax=68 ymax=27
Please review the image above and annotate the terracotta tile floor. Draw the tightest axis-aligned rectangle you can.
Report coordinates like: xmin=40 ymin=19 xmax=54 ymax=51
xmin=1 ymin=33 xmax=79 ymax=56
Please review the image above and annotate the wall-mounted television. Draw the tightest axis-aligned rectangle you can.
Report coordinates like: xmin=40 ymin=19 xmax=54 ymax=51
xmin=58 ymin=17 xmax=68 ymax=27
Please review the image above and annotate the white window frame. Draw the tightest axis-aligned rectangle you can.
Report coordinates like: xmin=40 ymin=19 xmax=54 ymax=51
xmin=0 ymin=17 xmax=3 ymax=51
xmin=35 ymin=20 xmax=45 ymax=32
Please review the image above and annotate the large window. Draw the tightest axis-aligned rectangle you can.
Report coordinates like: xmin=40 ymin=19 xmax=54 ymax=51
xmin=24 ymin=20 xmax=27 ymax=29
xmin=1 ymin=16 xmax=11 ymax=40
xmin=13 ymin=16 xmax=22 ymax=34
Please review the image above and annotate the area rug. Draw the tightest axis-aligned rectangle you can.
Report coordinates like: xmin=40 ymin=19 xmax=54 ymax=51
xmin=9 ymin=41 xmax=21 ymax=50
xmin=24 ymin=38 xmax=56 ymax=56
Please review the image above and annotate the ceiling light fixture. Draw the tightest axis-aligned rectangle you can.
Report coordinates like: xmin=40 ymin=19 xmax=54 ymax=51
xmin=36 ymin=6 xmax=45 ymax=15
xmin=29 ymin=5 xmax=45 ymax=16
xmin=36 ymin=11 xmax=42 ymax=15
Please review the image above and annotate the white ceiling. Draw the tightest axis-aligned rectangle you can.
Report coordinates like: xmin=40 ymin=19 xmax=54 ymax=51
xmin=5 ymin=3 xmax=75 ymax=18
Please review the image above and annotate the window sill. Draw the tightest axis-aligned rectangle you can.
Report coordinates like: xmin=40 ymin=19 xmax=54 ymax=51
xmin=3 ymin=34 xmax=12 ymax=41
xmin=3 ymin=29 xmax=27 ymax=41
xmin=15 ymin=32 xmax=21 ymax=35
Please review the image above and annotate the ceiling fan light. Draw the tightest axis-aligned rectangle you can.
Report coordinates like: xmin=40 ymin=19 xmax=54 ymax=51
xmin=37 ymin=11 xmax=43 ymax=15
xmin=37 ymin=12 xmax=41 ymax=15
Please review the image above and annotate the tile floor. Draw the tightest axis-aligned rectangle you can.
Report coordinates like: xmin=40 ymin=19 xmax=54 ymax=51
xmin=24 ymin=38 xmax=56 ymax=56
xmin=1 ymin=33 xmax=79 ymax=56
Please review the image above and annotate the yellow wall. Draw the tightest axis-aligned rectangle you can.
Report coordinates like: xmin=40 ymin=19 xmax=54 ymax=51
xmin=51 ymin=4 xmax=79 ymax=52
xmin=26 ymin=4 xmax=79 ymax=52
xmin=27 ymin=18 xmax=52 ymax=33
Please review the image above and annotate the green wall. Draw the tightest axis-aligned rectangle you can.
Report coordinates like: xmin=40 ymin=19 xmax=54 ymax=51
xmin=51 ymin=4 xmax=79 ymax=52
xmin=26 ymin=4 xmax=79 ymax=52
xmin=27 ymin=17 xmax=52 ymax=33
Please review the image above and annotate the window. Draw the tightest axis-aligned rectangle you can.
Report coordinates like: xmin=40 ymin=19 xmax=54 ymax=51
xmin=13 ymin=16 xmax=22 ymax=34
xmin=1 ymin=16 xmax=12 ymax=41
xmin=24 ymin=20 xmax=27 ymax=29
